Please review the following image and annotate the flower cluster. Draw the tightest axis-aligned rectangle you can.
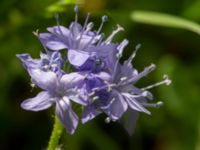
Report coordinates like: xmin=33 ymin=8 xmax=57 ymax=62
xmin=17 ymin=6 xmax=171 ymax=135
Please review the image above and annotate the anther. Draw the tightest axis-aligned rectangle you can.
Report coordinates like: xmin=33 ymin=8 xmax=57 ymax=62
xmin=142 ymin=91 xmax=153 ymax=100
xmin=105 ymin=24 xmax=124 ymax=44
xmin=74 ymin=5 xmax=79 ymax=23
xmin=163 ymin=74 xmax=172 ymax=85
xmin=92 ymin=96 xmax=99 ymax=101
xmin=156 ymin=101 xmax=164 ymax=107
xmin=120 ymin=77 xmax=127 ymax=81
xmin=142 ymin=101 xmax=164 ymax=108
xmin=105 ymin=117 xmax=111 ymax=123
xmin=88 ymin=91 xmax=95 ymax=97
xmin=86 ymin=22 xmax=94 ymax=32
xmin=102 ymin=15 xmax=108 ymax=22
xmin=97 ymin=15 xmax=108 ymax=34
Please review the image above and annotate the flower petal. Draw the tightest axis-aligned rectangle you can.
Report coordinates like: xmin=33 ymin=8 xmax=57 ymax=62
xmin=123 ymin=93 xmax=151 ymax=115
xmin=47 ymin=26 xmax=70 ymax=37
xmin=16 ymin=53 xmax=40 ymax=69
xmin=39 ymin=33 xmax=68 ymax=50
xmin=56 ymin=97 xmax=78 ymax=134
xmin=104 ymin=91 xmax=128 ymax=120
xmin=28 ymin=69 xmax=58 ymax=92
xmin=121 ymin=108 xmax=139 ymax=135
xmin=21 ymin=91 xmax=53 ymax=111
xmin=68 ymin=49 xmax=90 ymax=66
xmin=82 ymin=105 xmax=101 ymax=124
xmin=60 ymin=72 xmax=85 ymax=89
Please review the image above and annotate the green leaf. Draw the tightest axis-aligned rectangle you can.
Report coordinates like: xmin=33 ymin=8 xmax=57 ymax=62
xmin=131 ymin=11 xmax=200 ymax=35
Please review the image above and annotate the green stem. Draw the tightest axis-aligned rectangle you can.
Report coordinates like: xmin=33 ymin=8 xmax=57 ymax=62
xmin=47 ymin=115 xmax=64 ymax=150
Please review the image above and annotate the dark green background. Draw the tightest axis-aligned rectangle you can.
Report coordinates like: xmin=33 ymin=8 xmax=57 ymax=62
xmin=0 ymin=0 xmax=200 ymax=149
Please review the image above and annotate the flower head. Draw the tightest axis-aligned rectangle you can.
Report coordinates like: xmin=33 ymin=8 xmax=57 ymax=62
xmin=17 ymin=5 xmax=171 ymax=135
xmin=20 ymin=67 xmax=85 ymax=134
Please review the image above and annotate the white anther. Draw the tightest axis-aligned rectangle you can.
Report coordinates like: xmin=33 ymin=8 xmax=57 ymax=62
xmin=88 ymin=91 xmax=95 ymax=97
xmin=105 ymin=117 xmax=111 ymax=123
xmin=120 ymin=77 xmax=127 ymax=81
xmin=51 ymin=63 xmax=57 ymax=68
xmin=142 ymin=91 xmax=153 ymax=100
xmin=163 ymin=74 xmax=172 ymax=85
xmin=43 ymin=65 xmax=49 ymax=70
xmin=105 ymin=24 xmax=124 ymax=44
xmin=92 ymin=96 xmax=99 ymax=101
xmin=156 ymin=101 xmax=164 ymax=107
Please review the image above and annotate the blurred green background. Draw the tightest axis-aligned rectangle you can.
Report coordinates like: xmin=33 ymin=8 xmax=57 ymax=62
xmin=1 ymin=0 xmax=200 ymax=150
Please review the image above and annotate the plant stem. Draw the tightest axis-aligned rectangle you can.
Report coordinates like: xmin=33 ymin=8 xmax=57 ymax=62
xmin=47 ymin=115 xmax=64 ymax=150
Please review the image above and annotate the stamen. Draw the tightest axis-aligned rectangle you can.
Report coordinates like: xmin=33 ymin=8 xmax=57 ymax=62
xmin=30 ymin=83 xmax=36 ymax=88
xmin=54 ymin=13 xmax=66 ymax=39
xmin=77 ymin=13 xmax=91 ymax=47
xmin=105 ymin=117 xmax=111 ymax=123
xmin=100 ymin=98 xmax=115 ymax=109
xmin=141 ymin=75 xmax=171 ymax=91
xmin=97 ymin=33 xmax=105 ymax=46
xmin=105 ymin=24 xmax=124 ymax=44
xmin=51 ymin=63 xmax=58 ymax=68
xmin=92 ymin=96 xmax=99 ymax=101
xmin=97 ymin=15 xmax=108 ymax=34
xmin=120 ymin=76 xmax=127 ymax=81
xmin=116 ymin=39 xmax=129 ymax=58
xmin=88 ymin=91 xmax=95 ymax=97
xmin=83 ymin=13 xmax=91 ymax=31
xmin=142 ymin=91 xmax=153 ymax=100
xmin=82 ymin=15 xmax=107 ymax=50
xmin=86 ymin=22 xmax=94 ymax=32
xmin=74 ymin=5 xmax=79 ymax=24
xmin=127 ymin=43 xmax=141 ymax=64
xmin=122 ymin=64 xmax=156 ymax=85
xmin=142 ymin=101 xmax=164 ymax=108
xmin=33 ymin=30 xmax=49 ymax=53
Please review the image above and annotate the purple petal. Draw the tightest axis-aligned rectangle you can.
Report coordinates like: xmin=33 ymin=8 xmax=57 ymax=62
xmin=47 ymin=26 xmax=70 ymax=37
xmin=69 ymin=22 xmax=82 ymax=38
xmin=21 ymin=91 xmax=53 ymax=111
xmin=28 ymin=69 xmax=58 ymax=92
xmin=121 ymin=108 xmax=139 ymax=135
xmin=123 ymin=93 xmax=151 ymax=115
xmin=68 ymin=49 xmax=90 ymax=66
xmin=94 ymin=72 xmax=111 ymax=82
xmin=60 ymin=72 xmax=85 ymax=89
xmin=56 ymin=97 xmax=78 ymax=134
xmin=82 ymin=105 xmax=101 ymax=124
xmin=16 ymin=53 xmax=40 ymax=69
xmin=39 ymin=33 xmax=68 ymax=50
xmin=105 ymin=91 xmax=128 ymax=120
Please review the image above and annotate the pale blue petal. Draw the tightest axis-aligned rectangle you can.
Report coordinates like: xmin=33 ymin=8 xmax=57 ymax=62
xmin=82 ymin=105 xmax=101 ymax=124
xmin=21 ymin=91 xmax=53 ymax=111
xmin=28 ymin=69 xmax=58 ymax=92
xmin=68 ymin=49 xmax=90 ymax=66
xmin=56 ymin=97 xmax=78 ymax=134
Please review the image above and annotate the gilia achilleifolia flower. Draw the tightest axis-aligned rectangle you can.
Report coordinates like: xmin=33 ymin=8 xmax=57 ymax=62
xmin=17 ymin=5 xmax=171 ymax=135
xmin=38 ymin=6 xmax=123 ymax=73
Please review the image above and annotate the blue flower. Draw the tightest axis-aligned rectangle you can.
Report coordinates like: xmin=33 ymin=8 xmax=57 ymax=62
xmin=19 ymin=65 xmax=86 ymax=134
xmin=38 ymin=6 xmax=123 ymax=72
xmin=17 ymin=51 xmax=64 ymax=77
xmin=17 ymin=5 xmax=171 ymax=135
xmin=80 ymin=40 xmax=171 ymax=134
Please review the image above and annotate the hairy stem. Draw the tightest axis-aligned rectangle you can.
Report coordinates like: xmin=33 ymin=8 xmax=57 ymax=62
xmin=47 ymin=115 xmax=64 ymax=150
